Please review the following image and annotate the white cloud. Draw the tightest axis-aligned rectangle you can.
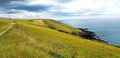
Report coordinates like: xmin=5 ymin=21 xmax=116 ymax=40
xmin=1 ymin=0 xmax=120 ymax=19
xmin=26 ymin=0 xmax=58 ymax=6
xmin=0 ymin=9 xmax=58 ymax=19
xmin=10 ymin=0 xmax=59 ymax=6
xmin=60 ymin=0 xmax=119 ymax=12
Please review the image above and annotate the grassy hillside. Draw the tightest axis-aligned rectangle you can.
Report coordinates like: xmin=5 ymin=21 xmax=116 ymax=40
xmin=0 ymin=18 xmax=12 ymax=32
xmin=0 ymin=18 xmax=120 ymax=58
xmin=43 ymin=19 xmax=81 ymax=33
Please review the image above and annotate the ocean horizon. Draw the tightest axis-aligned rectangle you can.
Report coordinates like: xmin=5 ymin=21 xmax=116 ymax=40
xmin=60 ymin=18 xmax=120 ymax=46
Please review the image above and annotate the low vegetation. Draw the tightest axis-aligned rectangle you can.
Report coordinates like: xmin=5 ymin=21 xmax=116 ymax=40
xmin=0 ymin=18 xmax=120 ymax=58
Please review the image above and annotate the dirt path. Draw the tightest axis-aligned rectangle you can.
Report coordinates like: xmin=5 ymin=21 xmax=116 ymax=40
xmin=0 ymin=23 xmax=15 ymax=36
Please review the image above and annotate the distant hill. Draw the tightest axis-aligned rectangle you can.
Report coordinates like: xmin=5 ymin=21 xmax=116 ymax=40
xmin=0 ymin=18 xmax=120 ymax=58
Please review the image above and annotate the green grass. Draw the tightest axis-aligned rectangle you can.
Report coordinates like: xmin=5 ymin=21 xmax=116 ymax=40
xmin=43 ymin=19 xmax=81 ymax=34
xmin=0 ymin=18 xmax=120 ymax=58
xmin=0 ymin=18 xmax=12 ymax=32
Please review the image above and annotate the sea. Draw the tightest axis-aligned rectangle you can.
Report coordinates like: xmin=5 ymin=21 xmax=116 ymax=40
xmin=59 ymin=18 xmax=120 ymax=46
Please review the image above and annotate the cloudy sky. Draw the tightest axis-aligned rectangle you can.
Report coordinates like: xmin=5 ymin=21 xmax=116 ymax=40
xmin=0 ymin=0 xmax=120 ymax=20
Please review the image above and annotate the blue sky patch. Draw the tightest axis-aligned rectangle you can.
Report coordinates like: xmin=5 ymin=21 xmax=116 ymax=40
xmin=13 ymin=5 xmax=50 ymax=12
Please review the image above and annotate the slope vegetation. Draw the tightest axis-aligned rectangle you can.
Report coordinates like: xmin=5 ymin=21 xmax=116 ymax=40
xmin=0 ymin=18 xmax=120 ymax=58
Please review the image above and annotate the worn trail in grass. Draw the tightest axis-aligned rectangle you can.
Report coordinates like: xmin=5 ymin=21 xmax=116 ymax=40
xmin=0 ymin=23 xmax=15 ymax=36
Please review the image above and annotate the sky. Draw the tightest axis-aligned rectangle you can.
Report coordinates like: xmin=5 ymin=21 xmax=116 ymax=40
xmin=0 ymin=0 xmax=120 ymax=20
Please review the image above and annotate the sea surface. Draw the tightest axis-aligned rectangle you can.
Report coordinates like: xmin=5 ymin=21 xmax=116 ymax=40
xmin=59 ymin=18 xmax=120 ymax=46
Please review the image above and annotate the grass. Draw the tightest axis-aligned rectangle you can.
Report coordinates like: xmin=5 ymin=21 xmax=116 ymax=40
xmin=0 ymin=18 xmax=120 ymax=58
xmin=0 ymin=18 xmax=12 ymax=32
xmin=43 ymin=19 xmax=81 ymax=34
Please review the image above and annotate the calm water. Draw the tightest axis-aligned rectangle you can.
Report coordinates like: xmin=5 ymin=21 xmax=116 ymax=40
xmin=60 ymin=18 xmax=120 ymax=46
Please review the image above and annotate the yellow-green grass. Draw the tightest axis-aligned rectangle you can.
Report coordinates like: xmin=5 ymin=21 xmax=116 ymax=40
xmin=0 ymin=18 xmax=120 ymax=58
xmin=0 ymin=18 xmax=12 ymax=32
xmin=43 ymin=19 xmax=81 ymax=33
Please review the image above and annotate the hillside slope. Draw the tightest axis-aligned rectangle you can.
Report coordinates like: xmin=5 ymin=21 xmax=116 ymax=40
xmin=0 ymin=18 xmax=120 ymax=58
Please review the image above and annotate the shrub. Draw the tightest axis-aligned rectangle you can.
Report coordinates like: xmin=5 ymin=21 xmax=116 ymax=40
xmin=70 ymin=31 xmax=78 ymax=35
xmin=28 ymin=20 xmax=34 ymax=22
xmin=57 ymin=30 xmax=68 ymax=34
xmin=49 ymin=26 xmax=56 ymax=29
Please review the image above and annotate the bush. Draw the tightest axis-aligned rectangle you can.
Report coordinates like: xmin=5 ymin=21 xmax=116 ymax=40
xmin=57 ymin=30 xmax=69 ymax=34
xmin=49 ymin=26 xmax=56 ymax=29
xmin=28 ymin=20 xmax=34 ymax=22
xmin=70 ymin=31 xmax=78 ymax=35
